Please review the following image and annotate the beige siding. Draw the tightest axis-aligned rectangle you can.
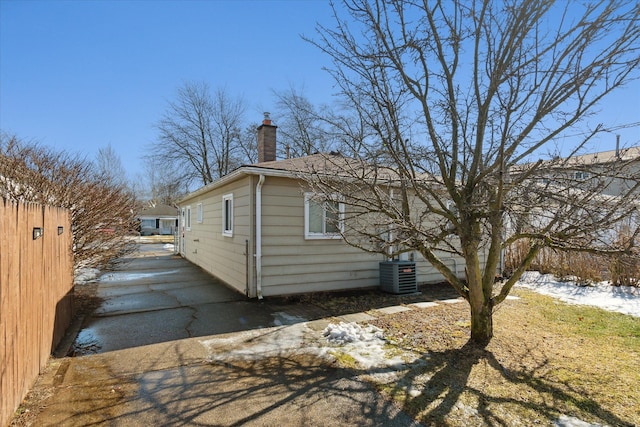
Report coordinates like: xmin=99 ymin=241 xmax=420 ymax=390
xmin=258 ymin=177 xmax=383 ymax=296
xmin=256 ymin=177 xmax=479 ymax=296
xmin=179 ymin=176 xmax=253 ymax=295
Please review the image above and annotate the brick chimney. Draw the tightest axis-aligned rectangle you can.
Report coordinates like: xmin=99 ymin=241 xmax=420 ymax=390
xmin=257 ymin=112 xmax=277 ymax=163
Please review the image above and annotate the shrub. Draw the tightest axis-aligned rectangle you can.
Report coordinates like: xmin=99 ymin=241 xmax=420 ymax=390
xmin=1 ymin=134 xmax=138 ymax=270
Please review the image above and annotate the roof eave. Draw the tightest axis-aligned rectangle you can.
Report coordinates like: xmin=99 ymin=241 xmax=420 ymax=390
xmin=177 ymin=166 xmax=297 ymax=204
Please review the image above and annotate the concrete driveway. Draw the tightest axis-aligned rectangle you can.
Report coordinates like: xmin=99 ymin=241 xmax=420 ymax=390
xmin=73 ymin=244 xmax=315 ymax=354
xmin=25 ymin=244 xmax=422 ymax=426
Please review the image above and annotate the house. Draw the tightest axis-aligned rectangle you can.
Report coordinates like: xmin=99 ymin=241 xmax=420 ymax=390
xmin=503 ymin=144 xmax=640 ymax=277
xmin=138 ymin=204 xmax=179 ymax=236
xmin=178 ymin=115 xmax=471 ymax=298
xmin=535 ymin=144 xmax=640 ymax=197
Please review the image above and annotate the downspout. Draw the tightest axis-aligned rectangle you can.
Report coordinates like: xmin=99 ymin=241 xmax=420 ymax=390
xmin=388 ymin=188 xmax=394 ymax=260
xmin=256 ymin=174 xmax=265 ymax=299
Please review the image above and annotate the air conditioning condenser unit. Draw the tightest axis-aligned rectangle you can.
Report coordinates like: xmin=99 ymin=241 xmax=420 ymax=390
xmin=379 ymin=261 xmax=418 ymax=295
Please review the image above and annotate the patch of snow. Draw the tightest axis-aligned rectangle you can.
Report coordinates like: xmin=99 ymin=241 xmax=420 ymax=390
xmin=99 ymin=269 xmax=179 ymax=282
xmin=454 ymin=401 xmax=479 ymax=418
xmin=162 ymin=243 xmax=175 ymax=251
xmin=516 ymin=271 xmax=640 ymax=317
xmin=74 ymin=267 xmax=100 ymax=285
xmin=554 ymin=415 xmax=605 ymax=427
xmin=363 ymin=371 xmax=404 ymax=384
xmin=201 ymin=323 xmax=321 ymax=362
xmin=407 ymin=387 xmax=422 ymax=398
xmin=323 ymin=322 xmax=384 ymax=344
xmin=323 ymin=322 xmax=407 ymax=370
xmin=272 ymin=312 xmax=307 ymax=326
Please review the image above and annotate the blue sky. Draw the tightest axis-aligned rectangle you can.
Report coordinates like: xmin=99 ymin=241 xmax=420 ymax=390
xmin=1 ymin=0 xmax=639 ymax=180
xmin=0 ymin=0 xmax=337 ymax=178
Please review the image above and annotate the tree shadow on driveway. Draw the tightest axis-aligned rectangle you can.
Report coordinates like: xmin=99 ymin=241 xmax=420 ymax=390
xmin=27 ymin=331 xmax=421 ymax=427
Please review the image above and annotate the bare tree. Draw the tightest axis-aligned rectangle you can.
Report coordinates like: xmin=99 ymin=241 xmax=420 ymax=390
xmin=150 ymin=81 xmax=246 ymax=189
xmin=305 ymin=0 xmax=640 ymax=344
xmin=237 ymin=123 xmax=259 ymax=165
xmin=96 ymin=143 xmax=129 ymax=189
xmin=0 ymin=134 xmax=138 ymax=271
xmin=141 ymin=156 xmax=186 ymax=206
xmin=273 ymin=85 xmax=337 ymax=157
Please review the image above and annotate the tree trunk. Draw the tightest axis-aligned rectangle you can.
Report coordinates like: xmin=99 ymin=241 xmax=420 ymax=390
xmin=461 ymin=226 xmax=494 ymax=345
xmin=469 ymin=298 xmax=493 ymax=345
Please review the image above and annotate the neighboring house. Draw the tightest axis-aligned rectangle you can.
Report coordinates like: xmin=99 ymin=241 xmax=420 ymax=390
xmin=536 ymin=145 xmax=640 ymax=197
xmin=138 ymin=204 xmax=179 ymax=236
xmin=503 ymin=145 xmax=640 ymax=267
xmin=178 ymin=115 xmax=471 ymax=298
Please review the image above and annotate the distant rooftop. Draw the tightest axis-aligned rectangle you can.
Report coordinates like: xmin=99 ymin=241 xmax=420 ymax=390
xmin=138 ymin=204 xmax=178 ymax=217
xmin=561 ymin=146 xmax=640 ymax=165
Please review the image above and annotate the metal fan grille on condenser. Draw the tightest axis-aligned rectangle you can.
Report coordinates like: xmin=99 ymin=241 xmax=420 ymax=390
xmin=379 ymin=261 xmax=417 ymax=294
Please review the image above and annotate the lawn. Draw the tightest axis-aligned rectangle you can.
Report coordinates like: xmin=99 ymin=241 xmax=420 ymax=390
xmin=362 ymin=289 xmax=640 ymax=426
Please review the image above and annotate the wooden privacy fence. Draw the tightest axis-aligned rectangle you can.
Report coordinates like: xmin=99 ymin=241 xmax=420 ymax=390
xmin=0 ymin=199 xmax=74 ymax=427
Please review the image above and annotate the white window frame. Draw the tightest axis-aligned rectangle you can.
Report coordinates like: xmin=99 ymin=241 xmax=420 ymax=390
xmin=304 ymin=192 xmax=344 ymax=240
xmin=222 ymin=193 xmax=233 ymax=237
xmin=196 ymin=203 xmax=203 ymax=223
xmin=186 ymin=206 xmax=191 ymax=231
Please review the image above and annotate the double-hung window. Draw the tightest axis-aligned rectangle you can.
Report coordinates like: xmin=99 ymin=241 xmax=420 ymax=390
xmin=222 ymin=193 xmax=233 ymax=237
xmin=304 ymin=192 xmax=344 ymax=239
xmin=197 ymin=203 xmax=203 ymax=223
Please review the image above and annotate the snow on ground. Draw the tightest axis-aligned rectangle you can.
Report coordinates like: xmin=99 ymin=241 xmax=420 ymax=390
xmin=516 ymin=271 xmax=640 ymax=317
xmin=323 ymin=321 xmax=384 ymax=344
xmin=99 ymin=269 xmax=179 ymax=282
xmin=74 ymin=267 xmax=100 ymax=285
xmin=272 ymin=312 xmax=307 ymax=326
xmin=163 ymin=243 xmax=175 ymax=251
xmin=554 ymin=415 xmax=604 ymax=427
xmin=200 ymin=323 xmax=317 ymax=362
xmin=323 ymin=322 xmax=409 ymax=370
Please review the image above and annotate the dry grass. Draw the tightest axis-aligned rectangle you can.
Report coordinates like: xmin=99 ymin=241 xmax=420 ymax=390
xmin=365 ymin=289 xmax=640 ymax=426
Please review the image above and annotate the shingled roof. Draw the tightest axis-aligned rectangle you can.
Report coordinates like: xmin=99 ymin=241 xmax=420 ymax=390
xmin=563 ymin=146 xmax=640 ymax=165
xmin=138 ymin=204 xmax=178 ymax=217
xmin=249 ymin=152 xmax=406 ymax=182
xmin=180 ymin=152 xmax=435 ymax=203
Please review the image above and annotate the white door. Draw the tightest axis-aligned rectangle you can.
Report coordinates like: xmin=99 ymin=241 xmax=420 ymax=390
xmin=180 ymin=208 xmax=186 ymax=255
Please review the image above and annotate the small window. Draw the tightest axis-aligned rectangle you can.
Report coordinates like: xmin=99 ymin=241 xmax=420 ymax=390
xmin=304 ymin=193 xmax=343 ymax=239
xmin=140 ymin=219 xmax=155 ymax=229
xmin=222 ymin=194 xmax=233 ymax=237
xmin=186 ymin=206 xmax=191 ymax=231
xmin=574 ymin=171 xmax=590 ymax=180
xmin=197 ymin=203 xmax=203 ymax=223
